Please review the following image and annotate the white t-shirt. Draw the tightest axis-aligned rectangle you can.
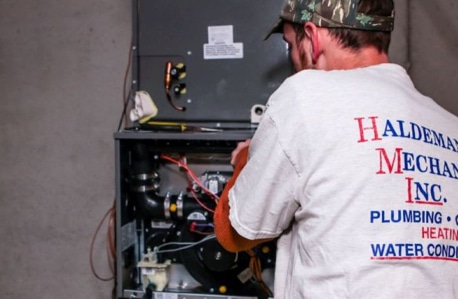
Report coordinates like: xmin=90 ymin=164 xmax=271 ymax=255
xmin=229 ymin=64 xmax=458 ymax=298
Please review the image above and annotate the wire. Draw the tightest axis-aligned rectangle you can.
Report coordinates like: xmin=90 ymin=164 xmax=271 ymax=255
xmin=160 ymin=154 xmax=220 ymax=202
xmin=181 ymin=157 xmax=216 ymax=213
xmin=90 ymin=202 xmax=116 ymax=281
xmin=106 ymin=205 xmax=116 ymax=273
xmin=190 ymin=221 xmax=215 ymax=235
xmin=189 ymin=188 xmax=215 ymax=214
xmin=155 ymin=235 xmax=216 ymax=254
xmin=246 ymin=249 xmax=273 ymax=297
xmin=117 ymin=89 xmax=133 ymax=132
xmin=117 ymin=45 xmax=135 ymax=132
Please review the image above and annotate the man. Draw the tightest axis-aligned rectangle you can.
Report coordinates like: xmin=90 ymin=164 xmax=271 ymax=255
xmin=215 ymin=0 xmax=458 ymax=298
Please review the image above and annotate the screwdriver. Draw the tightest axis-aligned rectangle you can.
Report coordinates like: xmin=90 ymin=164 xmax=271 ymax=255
xmin=141 ymin=121 xmax=222 ymax=132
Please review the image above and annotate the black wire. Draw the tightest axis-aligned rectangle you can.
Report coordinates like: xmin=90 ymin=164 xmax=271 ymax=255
xmin=117 ymin=87 xmax=134 ymax=132
xmin=117 ymin=38 xmax=135 ymax=132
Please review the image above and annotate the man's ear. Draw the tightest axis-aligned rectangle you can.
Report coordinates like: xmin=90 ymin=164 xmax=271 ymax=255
xmin=304 ymin=22 xmax=321 ymax=64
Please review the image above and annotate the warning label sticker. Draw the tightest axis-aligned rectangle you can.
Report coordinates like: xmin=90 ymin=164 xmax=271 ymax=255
xmin=203 ymin=25 xmax=244 ymax=60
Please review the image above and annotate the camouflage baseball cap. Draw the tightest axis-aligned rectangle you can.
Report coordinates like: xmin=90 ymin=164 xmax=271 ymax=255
xmin=265 ymin=0 xmax=395 ymax=39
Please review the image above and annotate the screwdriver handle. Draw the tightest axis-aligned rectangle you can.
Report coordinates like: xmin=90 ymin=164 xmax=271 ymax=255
xmin=142 ymin=121 xmax=186 ymax=132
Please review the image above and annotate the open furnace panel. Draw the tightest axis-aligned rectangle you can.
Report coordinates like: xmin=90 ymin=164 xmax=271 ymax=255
xmin=115 ymin=132 xmax=276 ymax=298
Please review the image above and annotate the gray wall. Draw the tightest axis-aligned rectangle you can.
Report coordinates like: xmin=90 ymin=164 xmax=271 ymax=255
xmin=0 ymin=0 xmax=130 ymax=297
xmin=410 ymin=1 xmax=458 ymax=116
xmin=0 ymin=1 xmax=456 ymax=298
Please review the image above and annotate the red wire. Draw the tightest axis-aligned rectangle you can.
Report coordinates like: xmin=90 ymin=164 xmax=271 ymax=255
xmin=90 ymin=205 xmax=115 ymax=281
xmin=160 ymin=154 xmax=219 ymax=202
xmin=190 ymin=188 xmax=215 ymax=213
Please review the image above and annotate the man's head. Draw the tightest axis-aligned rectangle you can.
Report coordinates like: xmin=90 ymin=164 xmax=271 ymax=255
xmin=266 ymin=0 xmax=394 ymax=38
xmin=267 ymin=0 xmax=395 ymax=72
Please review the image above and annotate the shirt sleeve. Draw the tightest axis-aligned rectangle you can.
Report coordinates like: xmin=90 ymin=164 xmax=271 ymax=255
xmin=229 ymin=112 xmax=300 ymax=240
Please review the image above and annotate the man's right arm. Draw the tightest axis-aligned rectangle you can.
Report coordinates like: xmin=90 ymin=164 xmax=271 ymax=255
xmin=213 ymin=144 xmax=272 ymax=252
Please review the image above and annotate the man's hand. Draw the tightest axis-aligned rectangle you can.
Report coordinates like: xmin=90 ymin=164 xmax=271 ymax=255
xmin=231 ymin=139 xmax=251 ymax=167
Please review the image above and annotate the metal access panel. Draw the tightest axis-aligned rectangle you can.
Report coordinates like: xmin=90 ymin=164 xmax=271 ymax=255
xmin=133 ymin=0 xmax=291 ymax=123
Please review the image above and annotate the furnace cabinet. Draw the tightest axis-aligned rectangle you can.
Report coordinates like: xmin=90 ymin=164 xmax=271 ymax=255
xmin=114 ymin=0 xmax=291 ymax=297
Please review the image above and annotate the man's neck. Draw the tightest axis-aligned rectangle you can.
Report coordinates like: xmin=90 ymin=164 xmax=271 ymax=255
xmin=319 ymin=46 xmax=390 ymax=71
